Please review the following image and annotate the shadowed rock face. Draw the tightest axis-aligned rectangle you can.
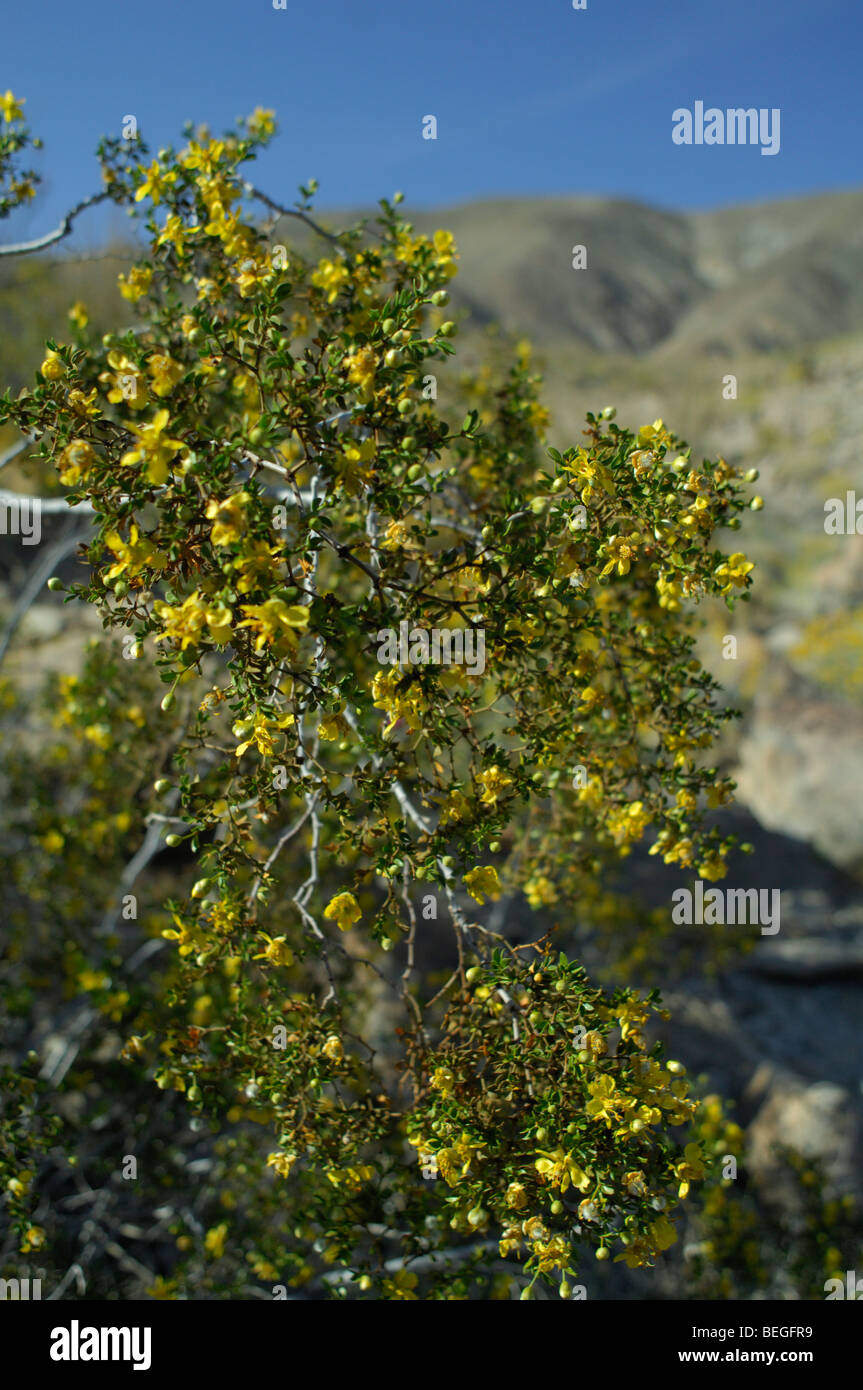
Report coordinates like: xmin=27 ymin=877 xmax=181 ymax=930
xmin=734 ymin=687 xmax=863 ymax=876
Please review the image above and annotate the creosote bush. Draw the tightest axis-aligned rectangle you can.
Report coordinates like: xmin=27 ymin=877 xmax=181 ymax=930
xmin=0 ymin=96 xmax=763 ymax=1299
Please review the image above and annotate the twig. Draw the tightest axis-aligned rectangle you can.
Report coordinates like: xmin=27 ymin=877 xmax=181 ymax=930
xmin=0 ymin=522 xmax=90 ymax=669
xmin=0 ymin=190 xmax=111 ymax=257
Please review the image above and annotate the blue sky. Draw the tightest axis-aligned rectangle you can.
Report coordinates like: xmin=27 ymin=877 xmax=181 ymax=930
xmin=2 ymin=0 xmax=861 ymax=248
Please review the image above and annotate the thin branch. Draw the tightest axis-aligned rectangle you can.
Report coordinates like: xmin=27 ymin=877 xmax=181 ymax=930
xmin=0 ymin=434 xmax=36 ymax=473
xmin=0 ymin=488 xmax=95 ymax=514
xmin=242 ymin=183 xmax=346 ymax=250
xmin=0 ymin=190 xmax=111 ymax=258
xmin=0 ymin=522 xmax=90 ymax=669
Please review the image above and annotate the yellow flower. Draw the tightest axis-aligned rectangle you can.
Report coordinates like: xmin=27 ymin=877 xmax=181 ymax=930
xmin=100 ymin=350 xmax=149 ymax=409
xmin=154 ymin=590 xmax=214 ymax=651
xmin=586 ymin=1075 xmax=631 ymax=1126
xmin=266 ymin=1151 xmax=297 ymax=1178
xmin=312 ymin=704 xmax=338 ymax=741
xmin=233 ymin=710 xmax=293 ymax=758
xmin=674 ymin=1142 xmax=707 ymax=1199
xmin=524 ymin=874 xmax=558 ymax=909
xmin=463 ymin=864 xmax=501 ymax=904
xmin=247 ymin=1253 xmax=279 ymax=1280
xmin=437 ymin=787 xmax=471 ymax=825
xmin=235 ymin=256 xmax=271 ymax=297
xmin=477 ymin=764 xmax=513 ymax=806
xmin=437 ymin=1133 xmax=485 ymax=1186
xmin=103 ymin=523 xmax=168 ymax=580
xmin=344 ymin=345 xmax=377 ymax=399
xmin=649 ymin=1214 xmax=678 ymax=1252
xmin=636 ymin=418 xmax=671 ymax=450
xmin=714 ymin=552 xmax=754 ymax=595
xmin=432 ymin=228 xmax=458 ymax=278
xmin=56 ymin=438 xmax=98 ymax=486
xmin=382 ymin=1269 xmax=419 ymax=1300
xmin=534 ymin=1148 xmax=591 ymax=1194
xmin=237 ymin=597 xmax=310 ymax=654
xmin=311 ymin=257 xmax=349 ymax=303
xmin=323 ymin=891 xmax=361 ymax=932
xmin=179 ymin=137 xmax=227 ymax=175
xmin=505 ymin=1182 xmax=529 ymax=1210
xmin=78 ymin=968 xmax=110 ymax=991
xmin=40 ymin=349 xmax=64 ymax=381
xmin=336 ymin=437 xmax=376 ymax=492
xmin=607 ymin=800 xmax=651 ymax=846
xmin=156 ymin=214 xmax=199 ymax=256
xmin=430 ymin=1066 xmax=456 ymax=1096
xmin=67 ymin=387 xmax=101 ymax=419
xmin=203 ymin=603 xmax=234 ymax=646
xmin=322 ymin=1034 xmax=343 ymax=1063
xmin=656 ymin=572 xmax=684 ymax=611
xmin=147 ymin=353 xmax=184 ymax=397
xmin=616 ymin=997 xmax=648 ymax=1042
xmin=6 ymin=1169 xmax=33 ymax=1198
xmin=0 ymin=90 xmax=24 ymax=122
xmin=532 ymin=1234 xmax=571 ymax=1273
xmin=203 ymin=1222 xmax=228 ymax=1259
xmin=563 ymin=448 xmax=614 ymax=503
xmin=698 ymin=851 xmax=727 ymax=882
xmin=20 ymin=1225 xmax=45 ymax=1253
xmin=68 ymin=301 xmax=88 ymax=329
xmin=247 ymin=106 xmax=277 ymax=138
xmin=371 ymin=668 xmax=427 ymax=737
xmin=600 ymin=533 xmax=639 ymax=578
xmin=121 ymin=408 xmax=186 ymax=485
xmin=231 ymin=540 xmax=283 ymax=593
xmin=118 ymin=265 xmax=153 ymax=302
xmin=206 ymin=492 xmax=250 ymax=546
xmin=135 ymin=159 xmax=178 ymax=205
xmin=253 ymin=933 xmax=294 ymax=968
